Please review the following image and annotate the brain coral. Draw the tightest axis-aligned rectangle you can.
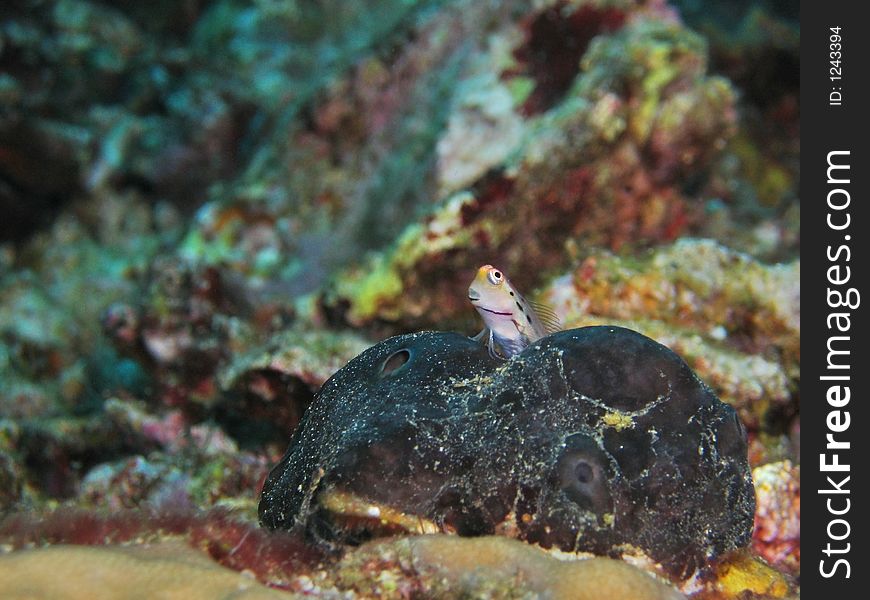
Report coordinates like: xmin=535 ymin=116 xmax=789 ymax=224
xmin=0 ymin=541 xmax=292 ymax=600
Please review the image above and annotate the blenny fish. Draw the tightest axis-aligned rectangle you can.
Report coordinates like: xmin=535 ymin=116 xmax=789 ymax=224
xmin=468 ymin=265 xmax=560 ymax=358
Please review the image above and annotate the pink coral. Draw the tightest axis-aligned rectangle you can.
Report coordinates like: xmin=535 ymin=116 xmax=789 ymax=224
xmin=752 ymin=460 xmax=799 ymax=573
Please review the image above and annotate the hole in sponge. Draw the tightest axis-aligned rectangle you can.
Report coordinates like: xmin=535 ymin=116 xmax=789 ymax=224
xmin=380 ymin=349 xmax=412 ymax=376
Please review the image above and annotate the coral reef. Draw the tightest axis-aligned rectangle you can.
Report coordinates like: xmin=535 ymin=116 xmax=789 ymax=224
xmin=752 ymin=460 xmax=799 ymax=573
xmin=0 ymin=197 xmax=160 ymax=419
xmin=0 ymin=542 xmax=295 ymax=600
xmin=693 ymin=549 xmax=794 ymax=599
xmin=0 ymin=506 xmax=323 ymax=584
xmin=0 ymin=504 xmax=798 ymax=598
xmin=0 ymin=528 xmax=689 ymax=599
xmin=0 ymin=426 xmax=31 ymax=512
xmin=0 ymin=499 xmax=688 ymax=599
xmin=335 ymin=534 xmax=687 ymax=600
xmin=540 ymin=239 xmax=799 ymax=429
xmin=0 ymin=0 xmax=799 ymax=595
xmin=216 ymin=328 xmax=372 ymax=442
xmin=78 ymin=450 xmax=269 ymax=512
xmin=260 ymin=327 xmax=754 ymax=578
xmin=321 ymin=13 xmax=741 ymax=331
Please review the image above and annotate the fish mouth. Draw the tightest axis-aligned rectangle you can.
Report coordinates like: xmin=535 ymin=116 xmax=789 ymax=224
xmin=478 ymin=306 xmax=512 ymax=316
xmin=468 ymin=291 xmax=511 ymax=316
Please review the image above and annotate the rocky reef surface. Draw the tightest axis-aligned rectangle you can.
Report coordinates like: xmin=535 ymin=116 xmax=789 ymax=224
xmin=1 ymin=0 xmax=798 ymax=597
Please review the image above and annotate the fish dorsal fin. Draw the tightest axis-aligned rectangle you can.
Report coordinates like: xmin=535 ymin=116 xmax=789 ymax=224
xmin=529 ymin=300 xmax=562 ymax=334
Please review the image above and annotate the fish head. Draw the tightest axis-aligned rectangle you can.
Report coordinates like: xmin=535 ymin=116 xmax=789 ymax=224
xmin=468 ymin=265 xmax=518 ymax=332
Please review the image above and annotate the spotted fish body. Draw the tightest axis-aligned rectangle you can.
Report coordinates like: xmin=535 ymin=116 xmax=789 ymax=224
xmin=468 ymin=265 xmax=561 ymax=358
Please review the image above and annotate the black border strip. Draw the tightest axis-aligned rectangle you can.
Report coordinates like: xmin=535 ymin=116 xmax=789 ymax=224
xmin=802 ymin=1 xmax=868 ymax=596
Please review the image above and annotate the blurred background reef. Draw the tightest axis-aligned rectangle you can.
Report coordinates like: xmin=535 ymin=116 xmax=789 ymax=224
xmin=0 ymin=0 xmax=798 ymax=598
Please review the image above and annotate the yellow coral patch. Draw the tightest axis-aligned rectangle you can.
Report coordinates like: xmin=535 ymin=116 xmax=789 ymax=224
xmin=712 ymin=552 xmax=791 ymax=597
xmin=602 ymin=411 xmax=634 ymax=431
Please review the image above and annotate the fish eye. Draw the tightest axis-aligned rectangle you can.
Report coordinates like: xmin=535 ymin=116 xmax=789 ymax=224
xmin=488 ymin=270 xmax=503 ymax=285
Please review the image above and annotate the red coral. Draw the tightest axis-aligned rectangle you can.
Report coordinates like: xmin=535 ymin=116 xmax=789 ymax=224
xmin=509 ymin=2 xmax=626 ymax=115
xmin=752 ymin=461 xmax=800 ymax=573
xmin=461 ymin=172 xmax=516 ymax=226
xmin=0 ymin=507 xmax=325 ymax=586
xmin=188 ymin=510 xmax=324 ymax=585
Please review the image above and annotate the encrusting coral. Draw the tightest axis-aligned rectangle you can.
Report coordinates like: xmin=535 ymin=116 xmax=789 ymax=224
xmin=540 ymin=239 xmax=798 ymax=430
xmin=751 ymin=460 xmax=799 ymax=573
xmin=0 ymin=542 xmax=294 ymax=600
xmin=337 ymin=534 xmax=687 ymax=600
xmin=0 ymin=529 xmax=687 ymax=600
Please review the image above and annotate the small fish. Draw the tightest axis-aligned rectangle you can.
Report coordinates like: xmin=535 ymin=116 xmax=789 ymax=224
xmin=468 ymin=264 xmax=561 ymax=359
